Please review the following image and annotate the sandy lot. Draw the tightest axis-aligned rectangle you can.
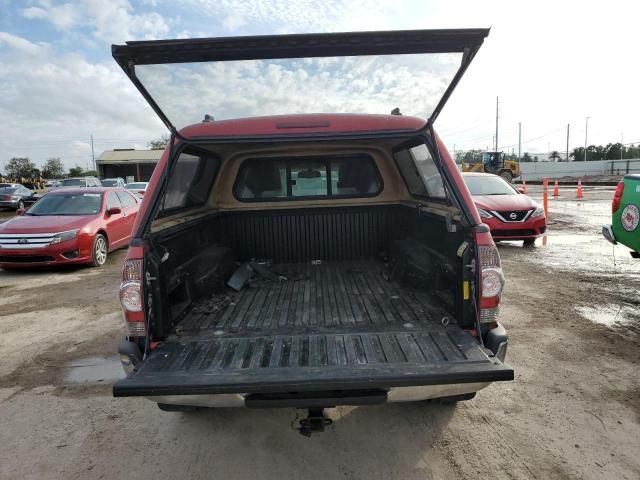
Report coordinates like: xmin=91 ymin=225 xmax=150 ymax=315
xmin=0 ymin=188 xmax=638 ymax=480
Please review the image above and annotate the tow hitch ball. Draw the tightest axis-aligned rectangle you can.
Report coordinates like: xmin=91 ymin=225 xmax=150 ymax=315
xmin=297 ymin=408 xmax=332 ymax=437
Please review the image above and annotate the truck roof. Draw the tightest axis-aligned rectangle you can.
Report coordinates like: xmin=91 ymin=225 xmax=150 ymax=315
xmin=178 ymin=113 xmax=427 ymax=138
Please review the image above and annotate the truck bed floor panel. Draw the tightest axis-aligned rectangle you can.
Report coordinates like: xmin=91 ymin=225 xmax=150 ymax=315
xmin=181 ymin=259 xmax=445 ymax=333
xmin=114 ymin=260 xmax=513 ymax=397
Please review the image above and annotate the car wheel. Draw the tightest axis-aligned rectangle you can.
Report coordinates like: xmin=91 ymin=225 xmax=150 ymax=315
xmin=523 ymin=238 xmax=536 ymax=247
xmin=500 ymin=171 xmax=513 ymax=183
xmin=157 ymin=403 xmax=202 ymax=412
xmin=91 ymin=234 xmax=108 ymax=267
xmin=17 ymin=200 xmax=25 ymax=210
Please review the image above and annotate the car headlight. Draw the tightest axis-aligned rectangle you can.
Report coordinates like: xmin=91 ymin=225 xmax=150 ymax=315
xmin=477 ymin=208 xmax=493 ymax=218
xmin=531 ymin=206 xmax=545 ymax=218
xmin=50 ymin=229 xmax=79 ymax=244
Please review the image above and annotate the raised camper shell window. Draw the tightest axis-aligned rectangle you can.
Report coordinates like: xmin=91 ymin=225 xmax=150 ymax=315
xmin=234 ymin=154 xmax=383 ymax=202
xmin=158 ymin=149 xmax=221 ymax=217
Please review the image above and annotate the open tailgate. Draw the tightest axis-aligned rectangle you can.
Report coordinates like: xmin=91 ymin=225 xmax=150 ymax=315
xmin=113 ymin=326 xmax=512 ymax=397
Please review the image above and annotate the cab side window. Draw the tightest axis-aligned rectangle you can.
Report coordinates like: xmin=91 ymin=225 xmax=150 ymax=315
xmin=160 ymin=150 xmax=220 ymax=216
xmin=394 ymin=143 xmax=447 ymax=200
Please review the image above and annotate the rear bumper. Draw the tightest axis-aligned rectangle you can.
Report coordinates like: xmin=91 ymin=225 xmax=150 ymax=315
xmin=145 ymin=383 xmax=493 ymax=408
xmin=0 ymin=240 xmax=91 ymax=267
xmin=0 ymin=201 xmax=19 ymax=209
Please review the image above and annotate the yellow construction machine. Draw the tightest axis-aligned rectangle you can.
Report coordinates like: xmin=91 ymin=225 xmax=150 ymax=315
xmin=461 ymin=151 xmax=520 ymax=182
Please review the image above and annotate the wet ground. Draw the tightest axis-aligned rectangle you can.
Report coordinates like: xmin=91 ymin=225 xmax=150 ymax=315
xmin=64 ymin=357 xmax=125 ymax=385
xmin=0 ymin=186 xmax=639 ymax=480
xmin=499 ymin=185 xmax=640 ymax=332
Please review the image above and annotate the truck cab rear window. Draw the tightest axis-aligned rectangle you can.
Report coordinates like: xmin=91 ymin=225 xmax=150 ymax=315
xmin=234 ymin=155 xmax=381 ymax=201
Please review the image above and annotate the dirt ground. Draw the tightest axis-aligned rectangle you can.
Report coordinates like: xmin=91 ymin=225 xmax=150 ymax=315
xmin=0 ymin=188 xmax=639 ymax=480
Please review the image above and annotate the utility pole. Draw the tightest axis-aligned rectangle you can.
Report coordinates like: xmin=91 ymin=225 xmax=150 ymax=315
xmin=621 ymin=133 xmax=624 ymax=160
xmin=584 ymin=117 xmax=590 ymax=161
xmin=566 ymin=124 xmax=570 ymax=162
xmin=495 ymin=96 xmax=499 ymax=151
xmin=518 ymin=122 xmax=521 ymax=160
xmin=91 ymin=134 xmax=96 ymax=172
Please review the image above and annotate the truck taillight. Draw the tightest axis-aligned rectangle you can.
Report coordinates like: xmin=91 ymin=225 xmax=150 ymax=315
xmin=612 ymin=181 xmax=624 ymax=213
xmin=120 ymin=258 xmax=145 ymax=337
xmin=478 ymin=245 xmax=504 ymax=324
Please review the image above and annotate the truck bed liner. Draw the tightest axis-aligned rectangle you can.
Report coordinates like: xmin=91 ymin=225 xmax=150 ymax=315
xmin=181 ymin=259 xmax=446 ymax=334
xmin=114 ymin=260 xmax=513 ymax=397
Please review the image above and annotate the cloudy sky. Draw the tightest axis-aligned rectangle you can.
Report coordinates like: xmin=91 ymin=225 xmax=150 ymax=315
xmin=0 ymin=0 xmax=638 ymax=172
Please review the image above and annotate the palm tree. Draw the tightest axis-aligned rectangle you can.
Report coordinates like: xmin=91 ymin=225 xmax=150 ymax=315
xmin=548 ymin=150 xmax=562 ymax=162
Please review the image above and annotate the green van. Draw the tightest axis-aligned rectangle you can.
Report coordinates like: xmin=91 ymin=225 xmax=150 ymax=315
xmin=603 ymin=174 xmax=640 ymax=258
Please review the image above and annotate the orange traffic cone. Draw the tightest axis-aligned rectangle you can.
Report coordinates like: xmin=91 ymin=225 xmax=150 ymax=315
xmin=576 ymin=178 xmax=583 ymax=199
xmin=553 ymin=180 xmax=560 ymax=197
xmin=521 ymin=179 xmax=527 ymax=194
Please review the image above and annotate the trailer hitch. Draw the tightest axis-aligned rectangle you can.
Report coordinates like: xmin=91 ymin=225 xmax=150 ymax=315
xmin=297 ymin=408 xmax=332 ymax=437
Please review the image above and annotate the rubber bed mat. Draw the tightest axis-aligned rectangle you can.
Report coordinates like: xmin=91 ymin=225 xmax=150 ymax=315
xmin=113 ymin=327 xmax=512 ymax=396
xmin=114 ymin=260 xmax=513 ymax=397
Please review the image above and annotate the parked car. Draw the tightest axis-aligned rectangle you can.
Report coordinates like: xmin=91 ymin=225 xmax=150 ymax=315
xmin=101 ymin=177 xmax=127 ymax=188
xmin=0 ymin=185 xmax=37 ymax=210
xmin=0 ymin=187 xmax=139 ymax=268
xmin=59 ymin=177 xmax=102 ymax=188
xmin=603 ymin=174 xmax=640 ymax=258
xmin=462 ymin=172 xmax=546 ymax=246
xmin=112 ymin=29 xmax=513 ymax=430
xmin=125 ymin=182 xmax=148 ymax=197
xmin=0 ymin=183 xmax=21 ymax=189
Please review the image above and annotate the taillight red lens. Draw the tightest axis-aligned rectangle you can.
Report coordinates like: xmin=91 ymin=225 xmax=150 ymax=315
xmin=478 ymin=245 xmax=505 ymax=324
xmin=612 ymin=181 xmax=624 ymax=213
xmin=120 ymin=258 xmax=145 ymax=337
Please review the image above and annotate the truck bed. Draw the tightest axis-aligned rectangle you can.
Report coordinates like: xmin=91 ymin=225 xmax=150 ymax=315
xmin=114 ymin=260 xmax=513 ymax=397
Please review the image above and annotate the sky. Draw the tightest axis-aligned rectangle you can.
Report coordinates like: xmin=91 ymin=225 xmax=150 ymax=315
xmin=0 ymin=0 xmax=639 ymax=172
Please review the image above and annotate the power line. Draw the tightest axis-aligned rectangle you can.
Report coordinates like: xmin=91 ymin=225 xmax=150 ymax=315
xmin=497 ymin=126 xmax=566 ymax=150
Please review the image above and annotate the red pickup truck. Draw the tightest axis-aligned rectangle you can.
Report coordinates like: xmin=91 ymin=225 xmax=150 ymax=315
xmin=112 ymin=29 xmax=513 ymax=434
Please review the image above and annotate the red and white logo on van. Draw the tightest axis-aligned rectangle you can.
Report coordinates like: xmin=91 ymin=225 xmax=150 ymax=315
xmin=621 ymin=204 xmax=639 ymax=232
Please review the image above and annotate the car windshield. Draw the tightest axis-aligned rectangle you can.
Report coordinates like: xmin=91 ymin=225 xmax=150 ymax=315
xmin=126 ymin=183 xmax=147 ymax=189
xmin=26 ymin=192 xmax=103 ymax=216
xmin=60 ymin=179 xmax=84 ymax=187
xmin=464 ymin=176 xmax=516 ymax=196
xmin=0 ymin=187 xmax=20 ymax=194
xmin=101 ymin=179 xmax=118 ymax=186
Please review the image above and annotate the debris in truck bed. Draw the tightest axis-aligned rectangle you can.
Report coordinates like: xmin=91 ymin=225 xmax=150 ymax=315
xmin=227 ymin=262 xmax=288 ymax=291
xmin=249 ymin=262 xmax=288 ymax=282
xmin=192 ymin=294 xmax=234 ymax=315
xmin=227 ymin=264 xmax=253 ymax=291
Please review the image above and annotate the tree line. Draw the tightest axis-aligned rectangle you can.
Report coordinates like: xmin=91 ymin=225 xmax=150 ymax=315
xmin=1 ymin=136 xmax=170 ymax=179
xmin=570 ymin=143 xmax=640 ymax=161
xmin=1 ymin=157 xmax=96 ymax=180
xmin=455 ymin=142 xmax=640 ymax=163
